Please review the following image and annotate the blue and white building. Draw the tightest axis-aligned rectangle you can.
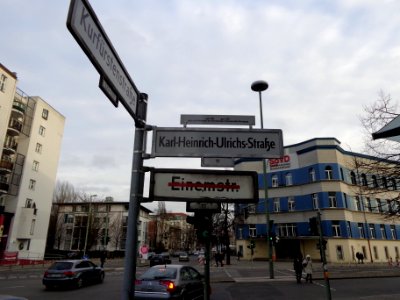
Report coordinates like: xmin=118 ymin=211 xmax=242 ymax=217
xmin=235 ymin=137 xmax=400 ymax=263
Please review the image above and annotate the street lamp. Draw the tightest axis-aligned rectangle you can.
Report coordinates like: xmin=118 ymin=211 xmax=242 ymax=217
xmin=83 ymin=194 xmax=97 ymax=256
xmin=251 ymin=80 xmax=274 ymax=279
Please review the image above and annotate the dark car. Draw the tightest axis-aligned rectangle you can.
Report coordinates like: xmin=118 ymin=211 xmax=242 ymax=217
xmin=149 ymin=254 xmax=171 ymax=267
xmin=135 ymin=264 xmax=204 ymax=299
xmin=42 ymin=259 xmax=105 ymax=290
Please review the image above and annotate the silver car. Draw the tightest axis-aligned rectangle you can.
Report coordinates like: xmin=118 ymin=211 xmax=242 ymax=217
xmin=135 ymin=264 xmax=204 ymax=299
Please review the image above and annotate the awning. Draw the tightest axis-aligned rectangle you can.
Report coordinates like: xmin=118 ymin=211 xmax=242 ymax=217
xmin=372 ymin=115 xmax=400 ymax=141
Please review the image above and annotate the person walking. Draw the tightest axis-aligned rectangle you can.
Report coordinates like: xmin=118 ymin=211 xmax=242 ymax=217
xmin=303 ymin=254 xmax=313 ymax=283
xmin=293 ymin=253 xmax=303 ymax=284
xmin=100 ymin=251 xmax=106 ymax=268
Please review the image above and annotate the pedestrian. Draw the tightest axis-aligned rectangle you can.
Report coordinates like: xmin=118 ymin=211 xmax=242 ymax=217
xmin=100 ymin=251 xmax=106 ymax=268
xmin=302 ymin=254 xmax=313 ymax=283
xmin=219 ymin=252 xmax=224 ymax=267
xmin=215 ymin=252 xmax=220 ymax=267
xmin=356 ymin=252 xmax=361 ymax=264
xmin=237 ymin=250 xmax=242 ymax=261
xmin=359 ymin=252 xmax=364 ymax=264
xmin=293 ymin=253 xmax=303 ymax=284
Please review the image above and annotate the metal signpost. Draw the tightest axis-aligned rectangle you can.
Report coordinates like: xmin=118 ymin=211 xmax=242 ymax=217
xmin=66 ymin=1 xmax=146 ymax=299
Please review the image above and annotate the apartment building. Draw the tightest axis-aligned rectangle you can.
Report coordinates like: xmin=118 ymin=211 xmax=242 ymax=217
xmin=0 ymin=63 xmax=65 ymax=260
xmin=235 ymin=137 xmax=400 ymax=263
xmin=52 ymin=201 xmax=152 ymax=253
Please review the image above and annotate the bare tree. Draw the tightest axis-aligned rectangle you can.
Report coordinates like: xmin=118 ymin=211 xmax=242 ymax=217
xmin=358 ymin=91 xmax=400 ymax=217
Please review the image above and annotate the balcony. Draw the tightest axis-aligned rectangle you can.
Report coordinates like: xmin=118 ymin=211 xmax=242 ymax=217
xmin=7 ymin=119 xmax=22 ymax=136
xmin=0 ymin=160 xmax=13 ymax=174
xmin=3 ymin=142 xmax=17 ymax=155
xmin=0 ymin=182 xmax=9 ymax=194
xmin=12 ymin=101 xmax=26 ymax=114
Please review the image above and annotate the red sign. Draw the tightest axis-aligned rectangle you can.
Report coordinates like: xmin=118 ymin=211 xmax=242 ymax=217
xmin=140 ymin=245 xmax=148 ymax=254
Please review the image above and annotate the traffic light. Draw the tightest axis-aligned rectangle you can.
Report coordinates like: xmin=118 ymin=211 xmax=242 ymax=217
xmin=270 ymin=232 xmax=279 ymax=245
xmin=317 ymin=239 xmax=328 ymax=250
xmin=188 ymin=212 xmax=212 ymax=241
xmin=309 ymin=217 xmax=319 ymax=236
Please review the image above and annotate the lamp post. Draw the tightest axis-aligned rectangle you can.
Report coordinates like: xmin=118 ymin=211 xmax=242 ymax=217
xmin=83 ymin=194 xmax=97 ymax=256
xmin=251 ymin=80 xmax=274 ymax=279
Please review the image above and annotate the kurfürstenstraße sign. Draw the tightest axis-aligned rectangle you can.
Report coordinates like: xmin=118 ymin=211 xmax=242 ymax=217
xmin=151 ymin=127 xmax=284 ymax=158
xmin=149 ymin=169 xmax=259 ymax=203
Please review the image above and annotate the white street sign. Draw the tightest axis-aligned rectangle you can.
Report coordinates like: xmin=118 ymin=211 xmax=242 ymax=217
xmin=151 ymin=127 xmax=283 ymax=158
xmin=149 ymin=169 xmax=259 ymax=203
xmin=67 ymin=0 xmax=139 ymax=120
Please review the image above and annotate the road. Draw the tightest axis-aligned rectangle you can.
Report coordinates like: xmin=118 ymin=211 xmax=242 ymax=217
xmin=1 ymin=258 xmax=400 ymax=299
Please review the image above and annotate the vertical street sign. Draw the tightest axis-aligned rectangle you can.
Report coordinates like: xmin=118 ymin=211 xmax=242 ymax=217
xmin=67 ymin=0 xmax=140 ymax=121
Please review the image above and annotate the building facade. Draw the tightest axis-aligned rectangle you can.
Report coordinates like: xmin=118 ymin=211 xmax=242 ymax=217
xmin=52 ymin=201 xmax=152 ymax=253
xmin=235 ymin=138 xmax=400 ymax=263
xmin=0 ymin=63 xmax=65 ymax=260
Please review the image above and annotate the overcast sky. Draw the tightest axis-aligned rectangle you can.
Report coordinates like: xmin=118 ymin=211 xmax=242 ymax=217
xmin=2 ymin=0 xmax=400 ymax=213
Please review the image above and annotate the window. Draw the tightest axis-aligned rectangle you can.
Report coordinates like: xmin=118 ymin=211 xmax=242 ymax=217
xmin=369 ymin=224 xmax=376 ymax=239
xmin=381 ymin=177 xmax=388 ymax=189
xmin=358 ymin=223 xmax=365 ymax=238
xmin=325 ymin=166 xmax=333 ymax=180
xmin=64 ymin=214 xmax=74 ymax=224
xmin=377 ymin=198 xmax=383 ymax=213
xmin=30 ymin=220 xmax=36 ymax=235
xmin=384 ymin=246 xmax=390 ymax=259
xmin=347 ymin=221 xmax=352 ymax=238
xmin=355 ymin=197 xmax=362 ymax=211
xmin=42 ymin=108 xmax=49 ymax=120
xmin=273 ymin=198 xmax=280 ymax=212
xmin=390 ymin=225 xmax=397 ymax=240
xmin=336 ymin=245 xmax=344 ymax=260
xmin=32 ymin=160 xmax=39 ymax=172
xmin=312 ymin=193 xmax=319 ymax=210
xmin=278 ymin=223 xmax=297 ymax=237
xmin=328 ymin=192 xmax=337 ymax=208
xmin=361 ymin=174 xmax=368 ymax=186
xmin=381 ymin=225 xmax=387 ymax=239
xmin=366 ymin=198 xmax=372 ymax=212
xmin=35 ymin=143 xmax=42 ymax=154
xmin=249 ymin=224 xmax=256 ymax=237
xmin=332 ymin=221 xmax=341 ymax=237
xmin=373 ymin=246 xmax=379 ymax=260
xmin=29 ymin=179 xmax=36 ymax=190
xmin=39 ymin=126 xmax=46 ymax=136
xmin=372 ymin=175 xmax=378 ymax=188
xmin=285 ymin=173 xmax=293 ymax=186
xmin=288 ymin=197 xmax=295 ymax=211
xmin=391 ymin=178 xmax=397 ymax=190
xmin=0 ymin=74 xmax=7 ymax=92
xmin=271 ymin=175 xmax=279 ymax=187
xmin=25 ymin=198 xmax=33 ymax=208
xmin=309 ymin=168 xmax=316 ymax=182
xmin=350 ymin=171 xmax=357 ymax=185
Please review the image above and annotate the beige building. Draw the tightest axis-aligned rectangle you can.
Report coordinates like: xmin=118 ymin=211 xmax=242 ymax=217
xmin=51 ymin=201 xmax=152 ymax=253
xmin=0 ymin=63 xmax=65 ymax=260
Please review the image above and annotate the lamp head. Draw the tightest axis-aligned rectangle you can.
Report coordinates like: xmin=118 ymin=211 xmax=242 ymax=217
xmin=251 ymin=80 xmax=268 ymax=92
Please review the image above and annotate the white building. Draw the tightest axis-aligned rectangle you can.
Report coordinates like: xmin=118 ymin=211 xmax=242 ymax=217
xmin=0 ymin=63 xmax=65 ymax=260
xmin=51 ymin=201 xmax=152 ymax=254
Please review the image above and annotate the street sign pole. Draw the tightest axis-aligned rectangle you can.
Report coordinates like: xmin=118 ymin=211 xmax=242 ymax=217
xmin=122 ymin=93 xmax=148 ymax=300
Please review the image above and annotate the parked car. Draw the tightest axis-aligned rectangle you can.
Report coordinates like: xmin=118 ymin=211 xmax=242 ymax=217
xmin=42 ymin=259 xmax=105 ymax=290
xmin=178 ymin=252 xmax=189 ymax=262
xmin=161 ymin=252 xmax=170 ymax=260
xmin=149 ymin=254 xmax=172 ymax=267
xmin=135 ymin=264 xmax=204 ymax=299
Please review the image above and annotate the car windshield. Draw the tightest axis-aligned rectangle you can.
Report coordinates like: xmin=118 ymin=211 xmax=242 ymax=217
xmin=48 ymin=262 xmax=74 ymax=270
xmin=140 ymin=267 xmax=177 ymax=280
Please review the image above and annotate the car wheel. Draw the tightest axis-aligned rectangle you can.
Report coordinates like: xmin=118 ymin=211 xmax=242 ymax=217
xmin=98 ymin=272 xmax=105 ymax=283
xmin=76 ymin=277 xmax=84 ymax=289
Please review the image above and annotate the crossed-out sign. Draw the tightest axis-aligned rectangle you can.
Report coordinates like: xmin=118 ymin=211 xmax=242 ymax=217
xmin=149 ymin=169 xmax=259 ymax=203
